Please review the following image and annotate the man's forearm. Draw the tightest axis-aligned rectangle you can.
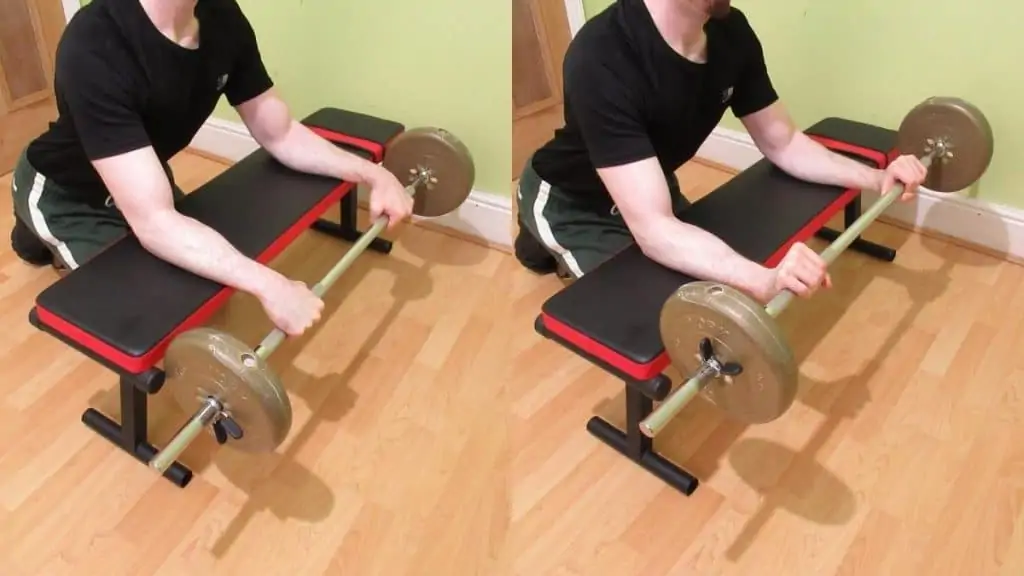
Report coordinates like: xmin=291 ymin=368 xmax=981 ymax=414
xmin=262 ymin=120 xmax=385 ymax=185
xmin=769 ymin=132 xmax=883 ymax=192
xmin=135 ymin=211 xmax=284 ymax=296
xmin=636 ymin=215 xmax=771 ymax=298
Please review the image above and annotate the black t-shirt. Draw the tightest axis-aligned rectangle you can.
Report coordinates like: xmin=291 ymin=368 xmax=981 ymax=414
xmin=26 ymin=0 xmax=274 ymax=201
xmin=530 ymin=0 xmax=778 ymax=198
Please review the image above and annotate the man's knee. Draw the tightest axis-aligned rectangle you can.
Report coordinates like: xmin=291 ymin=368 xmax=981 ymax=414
xmin=514 ymin=217 xmax=559 ymax=275
xmin=10 ymin=215 xmax=54 ymax=267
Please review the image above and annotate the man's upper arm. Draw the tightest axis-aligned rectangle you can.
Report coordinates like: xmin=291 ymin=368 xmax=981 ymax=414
xmin=59 ymin=48 xmax=176 ymax=225
xmin=223 ymin=9 xmax=274 ymax=107
xmin=568 ymin=54 xmax=653 ymax=169
xmin=739 ymin=101 xmax=798 ymax=158
xmin=59 ymin=48 xmax=151 ymax=162
xmin=567 ymin=55 xmax=674 ymax=226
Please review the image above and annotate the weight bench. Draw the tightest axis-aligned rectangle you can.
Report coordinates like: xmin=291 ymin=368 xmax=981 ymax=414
xmin=534 ymin=117 xmax=900 ymax=495
xmin=28 ymin=107 xmax=406 ymax=488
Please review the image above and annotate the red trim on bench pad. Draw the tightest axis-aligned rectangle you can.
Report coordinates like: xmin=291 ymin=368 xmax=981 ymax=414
xmin=35 ymin=181 xmax=355 ymax=375
xmin=808 ymin=135 xmax=889 ymax=169
xmin=540 ymin=312 xmax=671 ymax=381
xmin=764 ymin=187 xmax=861 ymax=268
xmin=308 ymin=126 xmax=386 ymax=163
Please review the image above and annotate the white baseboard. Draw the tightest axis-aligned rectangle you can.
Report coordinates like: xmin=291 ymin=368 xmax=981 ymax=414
xmin=188 ymin=118 xmax=514 ymax=249
xmin=697 ymin=126 xmax=1024 ymax=260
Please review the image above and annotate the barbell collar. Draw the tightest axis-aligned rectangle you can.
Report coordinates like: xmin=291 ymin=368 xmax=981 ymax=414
xmin=149 ymin=397 xmax=223 ymax=474
xmin=639 ymin=364 xmax=715 ymax=438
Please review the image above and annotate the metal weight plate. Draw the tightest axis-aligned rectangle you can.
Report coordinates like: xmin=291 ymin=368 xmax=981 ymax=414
xmin=659 ymin=282 xmax=799 ymax=424
xmin=382 ymin=127 xmax=476 ymax=218
xmin=164 ymin=328 xmax=293 ymax=453
xmin=896 ymin=96 xmax=995 ymax=193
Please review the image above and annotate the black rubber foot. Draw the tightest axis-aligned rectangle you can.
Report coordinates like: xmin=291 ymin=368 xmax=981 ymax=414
xmin=814 ymin=227 xmax=896 ymax=262
xmin=82 ymin=408 xmax=193 ymax=488
xmin=586 ymin=416 xmax=699 ymax=496
xmin=312 ymin=220 xmax=393 ymax=254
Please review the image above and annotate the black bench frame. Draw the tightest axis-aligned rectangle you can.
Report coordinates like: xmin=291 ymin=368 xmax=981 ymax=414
xmin=26 ymin=173 xmax=392 ymax=489
xmin=535 ymin=161 xmax=897 ymax=497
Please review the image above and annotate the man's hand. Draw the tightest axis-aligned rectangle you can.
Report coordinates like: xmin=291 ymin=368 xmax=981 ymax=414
xmin=753 ymin=242 xmax=831 ymax=303
xmin=255 ymin=276 xmax=325 ymax=337
xmin=878 ymin=154 xmax=929 ymax=202
xmin=367 ymin=168 xmax=414 ymax=229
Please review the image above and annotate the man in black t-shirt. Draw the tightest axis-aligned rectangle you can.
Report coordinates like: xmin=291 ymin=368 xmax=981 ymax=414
xmin=516 ymin=0 xmax=927 ymax=304
xmin=9 ymin=0 xmax=414 ymax=337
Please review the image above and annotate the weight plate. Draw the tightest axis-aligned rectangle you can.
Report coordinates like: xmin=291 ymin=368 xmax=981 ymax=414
xmin=382 ymin=127 xmax=476 ymax=218
xmin=659 ymin=282 xmax=799 ymax=424
xmin=897 ymin=96 xmax=994 ymax=193
xmin=165 ymin=328 xmax=292 ymax=453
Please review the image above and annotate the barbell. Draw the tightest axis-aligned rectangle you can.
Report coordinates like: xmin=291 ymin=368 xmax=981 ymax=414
xmin=148 ymin=127 xmax=476 ymax=474
xmin=639 ymin=96 xmax=994 ymax=437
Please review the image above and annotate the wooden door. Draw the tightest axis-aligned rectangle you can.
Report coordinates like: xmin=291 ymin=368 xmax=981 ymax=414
xmin=512 ymin=0 xmax=572 ymax=182
xmin=0 ymin=0 xmax=67 ymax=175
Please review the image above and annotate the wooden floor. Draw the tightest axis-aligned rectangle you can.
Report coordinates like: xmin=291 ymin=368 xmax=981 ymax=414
xmin=2 ymin=153 xmax=1024 ymax=575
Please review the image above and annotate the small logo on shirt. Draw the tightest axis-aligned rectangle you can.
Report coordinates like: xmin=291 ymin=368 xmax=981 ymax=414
xmin=721 ymin=86 xmax=734 ymax=104
xmin=216 ymin=74 xmax=229 ymax=92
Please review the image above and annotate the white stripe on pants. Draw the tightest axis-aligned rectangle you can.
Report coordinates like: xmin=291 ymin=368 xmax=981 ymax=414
xmin=529 ymin=179 xmax=584 ymax=278
xmin=21 ymin=172 xmax=80 ymax=269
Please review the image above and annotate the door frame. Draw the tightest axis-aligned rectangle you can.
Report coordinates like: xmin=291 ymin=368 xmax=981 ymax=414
xmin=64 ymin=1 xmax=589 ymax=32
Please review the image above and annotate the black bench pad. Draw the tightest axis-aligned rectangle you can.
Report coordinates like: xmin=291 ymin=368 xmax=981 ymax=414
xmin=538 ymin=117 xmax=898 ymax=381
xmin=33 ymin=108 xmax=405 ymax=375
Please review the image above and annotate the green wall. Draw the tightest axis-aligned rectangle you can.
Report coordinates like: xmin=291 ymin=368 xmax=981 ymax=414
xmin=77 ymin=0 xmax=511 ymax=194
xmin=582 ymin=0 xmax=1012 ymax=205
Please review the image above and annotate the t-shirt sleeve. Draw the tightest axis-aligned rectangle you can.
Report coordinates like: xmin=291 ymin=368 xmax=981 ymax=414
xmin=57 ymin=47 xmax=152 ymax=161
xmin=728 ymin=17 xmax=779 ymax=118
xmin=223 ymin=12 xmax=275 ymax=106
xmin=565 ymin=52 xmax=655 ymax=169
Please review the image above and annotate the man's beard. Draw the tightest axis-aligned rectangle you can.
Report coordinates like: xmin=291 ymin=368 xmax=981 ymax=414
xmin=708 ymin=0 xmax=731 ymax=19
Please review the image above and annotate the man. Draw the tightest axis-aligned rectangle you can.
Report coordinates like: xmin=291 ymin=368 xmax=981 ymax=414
xmin=515 ymin=0 xmax=927 ymax=303
xmin=9 ymin=0 xmax=413 ymax=337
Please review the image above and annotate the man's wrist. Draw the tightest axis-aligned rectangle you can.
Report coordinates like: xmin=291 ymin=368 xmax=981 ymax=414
xmin=239 ymin=259 xmax=288 ymax=301
xmin=742 ymin=264 xmax=775 ymax=302
xmin=360 ymin=163 xmax=389 ymax=187
xmin=864 ymin=168 xmax=886 ymax=192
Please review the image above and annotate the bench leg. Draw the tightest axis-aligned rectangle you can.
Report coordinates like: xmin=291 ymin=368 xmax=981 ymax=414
xmin=313 ymin=191 xmax=393 ymax=254
xmin=81 ymin=375 xmax=193 ymax=488
xmin=814 ymin=196 xmax=897 ymax=262
xmin=586 ymin=385 xmax=700 ymax=496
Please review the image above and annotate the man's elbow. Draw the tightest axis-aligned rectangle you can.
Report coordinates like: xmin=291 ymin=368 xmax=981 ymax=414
xmin=254 ymin=120 xmax=294 ymax=153
xmin=759 ymin=128 xmax=801 ymax=169
xmin=239 ymin=98 xmax=295 ymax=152
xmin=630 ymin=212 xmax=674 ymax=261
xmin=126 ymin=208 xmax=177 ymax=250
